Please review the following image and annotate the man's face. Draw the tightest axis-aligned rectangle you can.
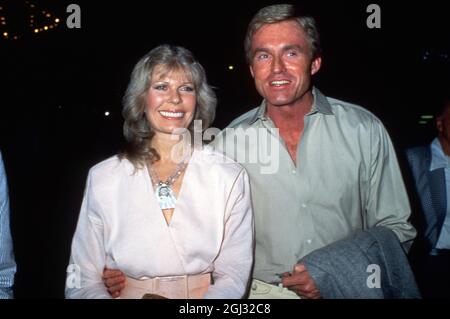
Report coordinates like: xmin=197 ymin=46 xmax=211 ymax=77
xmin=249 ymin=20 xmax=321 ymax=108
xmin=437 ymin=103 xmax=450 ymax=143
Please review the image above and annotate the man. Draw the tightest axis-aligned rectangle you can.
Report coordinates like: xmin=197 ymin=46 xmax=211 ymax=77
xmin=406 ymin=97 xmax=450 ymax=299
xmin=103 ymin=4 xmax=416 ymax=298
xmin=0 ymin=150 xmax=16 ymax=299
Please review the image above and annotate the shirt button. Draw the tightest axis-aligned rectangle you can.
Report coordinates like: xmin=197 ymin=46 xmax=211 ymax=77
xmin=307 ymin=239 xmax=312 ymax=244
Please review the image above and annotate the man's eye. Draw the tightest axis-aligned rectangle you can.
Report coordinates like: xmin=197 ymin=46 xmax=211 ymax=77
xmin=256 ymin=53 xmax=269 ymax=60
xmin=287 ymin=51 xmax=298 ymax=57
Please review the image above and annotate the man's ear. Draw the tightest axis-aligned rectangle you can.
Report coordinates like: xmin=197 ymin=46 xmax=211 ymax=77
xmin=250 ymin=65 xmax=255 ymax=78
xmin=311 ymin=56 xmax=322 ymax=75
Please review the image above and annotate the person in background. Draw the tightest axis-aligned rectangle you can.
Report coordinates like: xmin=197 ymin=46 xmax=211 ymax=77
xmin=406 ymin=96 xmax=450 ymax=299
xmin=0 ymin=150 xmax=16 ymax=299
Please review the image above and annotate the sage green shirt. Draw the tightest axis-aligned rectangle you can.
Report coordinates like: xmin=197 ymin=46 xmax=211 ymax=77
xmin=211 ymin=88 xmax=416 ymax=284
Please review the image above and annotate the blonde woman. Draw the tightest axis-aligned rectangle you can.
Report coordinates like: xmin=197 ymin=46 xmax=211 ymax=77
xmin=65 ymin=45 xmax=254 ymax=299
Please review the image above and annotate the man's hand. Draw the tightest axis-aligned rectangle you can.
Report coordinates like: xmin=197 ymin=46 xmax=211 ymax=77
xmin=281 ymin=264 xmax=321 ymax=299
xmin=102 ymin=268 xmax=126 ymax=298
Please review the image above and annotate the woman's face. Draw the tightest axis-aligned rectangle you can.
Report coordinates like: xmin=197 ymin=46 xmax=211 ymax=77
xmin=145 ymin=65 xmax=197 ymax=136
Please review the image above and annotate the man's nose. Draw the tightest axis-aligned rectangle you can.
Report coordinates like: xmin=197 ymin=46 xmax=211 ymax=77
xmin=271 ymin=55 xmax=286 ymax=74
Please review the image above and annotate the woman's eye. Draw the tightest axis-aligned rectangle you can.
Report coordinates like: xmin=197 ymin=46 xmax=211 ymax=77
xmin=180 ymin=86 xmax=194 ymax=92
xmin=154 ymin=84 xmax=167 ymax=91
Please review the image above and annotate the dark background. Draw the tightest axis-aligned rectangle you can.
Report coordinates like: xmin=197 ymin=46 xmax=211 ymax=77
xmin=0 ymin=0 xmax=449 ymax=298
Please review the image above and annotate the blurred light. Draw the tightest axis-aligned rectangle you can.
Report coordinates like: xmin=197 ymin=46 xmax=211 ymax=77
xmin=228 ymin=65 xmax=234 ymax=70
xmin=13 ymin=36 xmax=18 ymax=40
xmin=46 ymin=13 xmax=51 ymax=18
xmin=44 ymin=26 xmax=48 ymax=30
xmin=55 ymin=18 xmax=60 ymax=23
xmin=3 ymin=32 xmax=8 ymax=37
xmin=105 ymin=111 xmax=110 ymax=117
xmin=34 ymin=28 xmax=39 ymax=33
xmin=420 ymin=115 xmax=434 ymax=120
xmin=419 ymin=121 xmax=428 ymax=125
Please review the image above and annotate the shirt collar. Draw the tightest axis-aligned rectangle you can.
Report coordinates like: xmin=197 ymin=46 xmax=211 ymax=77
xmin=311 ymin=87 xmax=334 ymax=115
xmin=248 ymin=99 xmax=268 ymax=124
xmin=248 ymin=87 xmax=334 ymax=125
xmin=430 ymin=137 xmax=450 ymax=171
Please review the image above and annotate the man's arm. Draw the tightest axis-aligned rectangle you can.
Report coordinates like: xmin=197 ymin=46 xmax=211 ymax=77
xmin=365 ymin=120 xmax=417 ymax=250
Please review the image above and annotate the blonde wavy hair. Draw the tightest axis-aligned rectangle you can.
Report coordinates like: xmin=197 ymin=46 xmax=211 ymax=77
xmin=121 ymin=45 xmax=217 ymax=168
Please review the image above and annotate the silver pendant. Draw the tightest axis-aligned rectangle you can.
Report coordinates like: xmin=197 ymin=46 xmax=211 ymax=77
xmin=155 ymin=182 xmax=177 ymax=210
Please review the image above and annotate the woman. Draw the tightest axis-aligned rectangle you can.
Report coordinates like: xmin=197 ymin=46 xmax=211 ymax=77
xmin=65 ymin=45 xmax=254 ymax=299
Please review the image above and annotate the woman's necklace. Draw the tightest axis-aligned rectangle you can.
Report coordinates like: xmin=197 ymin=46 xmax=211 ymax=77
xmin=148 ymin=160 xmax=188 ymax=210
